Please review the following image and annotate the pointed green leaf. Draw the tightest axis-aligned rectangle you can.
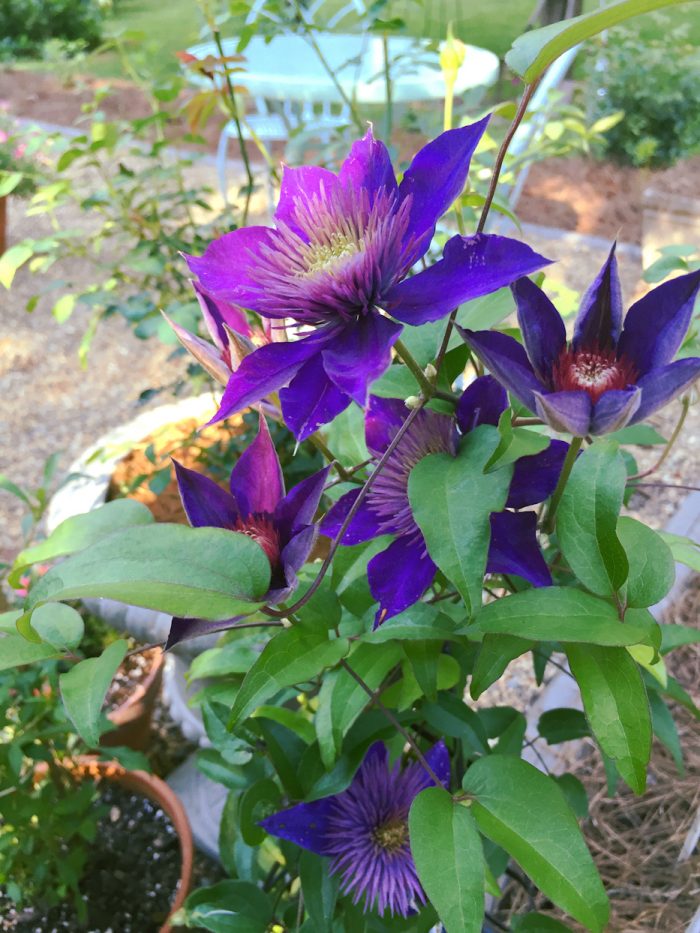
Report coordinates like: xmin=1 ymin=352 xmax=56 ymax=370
xmin=659 ymin=623 xmax=700 ymax=654
xmin=174 ymin=880 xmax=272 ymax=932
xmin=27 ymin=524 xmax=270 ymax=620
xmin=361 ymin=602 xmax=458 ymax=643
xmin=229 ymin=627 xmax=349 ymax=729
xmin=300 ymin=850 xmax=340 ymax=933
xmin=409 ymin=787 xmax=485 ymax=933
xmin=471 ymin=634 xmax=532 ymax=699
xmin=566 ymin=644 xmax=651 ymax=794
xmin=557 ymin=440 xmax=628 ymax=597
xmin=617 ymin=517 xmax=675 ymax=608
xmin=59 ymin=639 xmax=128 ymax=746
xmin=463 ymin=756 xmax=609 ymax=932
xmin=0 ymin=633 xmax=62 ymax=670
xmin=658 ymin=531 xmax=700 ymax=571
xmin=409 ymin=426 xmax=513 ymax=616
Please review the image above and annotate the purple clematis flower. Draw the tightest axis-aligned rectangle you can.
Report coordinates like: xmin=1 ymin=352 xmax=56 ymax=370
xmin=185 ymin=121 xmax=551 ymax=440
xmin=321 ymin=376 xmax=567 ymax=624
xmin=166 ymin=415 xmax=328 ymax=647
xmin=460 ymin=246 xmax=700 ymax=436
xmin=260 ymin=740 xmax=449 ymax=917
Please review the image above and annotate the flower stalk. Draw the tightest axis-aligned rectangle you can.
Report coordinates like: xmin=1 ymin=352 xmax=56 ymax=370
xmin=543 ymin=435 xmax=583 ymax=533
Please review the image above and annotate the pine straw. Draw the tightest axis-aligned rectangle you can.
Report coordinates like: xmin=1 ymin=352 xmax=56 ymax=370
xmin=497 ymin=576 xmax=700 ymax=932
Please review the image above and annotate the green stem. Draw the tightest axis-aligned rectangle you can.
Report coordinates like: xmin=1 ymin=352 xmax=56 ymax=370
xmin=627 ymin=395 xmax=689 ymax=481
xmin=213 ymin=29 xmax=255 ymax=224
xmin=382 ymin=34 xmax=393 ymax=140
xmin=393 ymin=338 xmax=436 ymax=398
xmin=543 ymin=435 xmax=583 ymax=534
xmin=443 ymin=75 xmax=454 ymax=133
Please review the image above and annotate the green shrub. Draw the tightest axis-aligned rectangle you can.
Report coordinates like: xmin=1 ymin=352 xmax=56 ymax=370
xmin=586 ymin=15 xmax=700 ymax=168
xmin=0 ymin=0 xmax=104 ymax=60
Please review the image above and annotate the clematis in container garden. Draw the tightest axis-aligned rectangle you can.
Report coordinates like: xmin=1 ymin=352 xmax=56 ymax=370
xmin=7 ymin=2 xmax=700 ymax=931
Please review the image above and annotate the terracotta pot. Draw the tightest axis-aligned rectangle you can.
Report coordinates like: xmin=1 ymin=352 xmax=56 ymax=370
xmin=44 ymin=758 xmax=194 ymax=933
xmin=102 ymin=647 xmax=165 ymax=751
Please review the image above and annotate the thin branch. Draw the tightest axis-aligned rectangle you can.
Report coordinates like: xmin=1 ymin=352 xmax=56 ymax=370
xmin=631 ymin=482 xmax=700 ymax=492
xmin=627 ymin=396 xmax=690 ymax=481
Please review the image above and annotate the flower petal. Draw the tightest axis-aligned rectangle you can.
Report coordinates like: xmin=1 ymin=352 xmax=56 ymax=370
xmin=512 ymin=276 xmax=566 ymax=382
xmin=173 ymin=459 xmax=239 ymax=528
xmin=280 ymin=353 xmax=352 ymax=441
xmin=456 ymin=374 xmax=508 ymax=434
xmin=459 ymin=328 xmax=542 ymax=412
xmin=193 ymin=280 xmax=252 ymax=348
xmin=617 ymin=269 xmax=700 ymax=376
xmin=398 ymin=117 xmax=490 ymax=263
xmin=320 ymin=488 xmax=384 ymax=544
xmin=212 ymin=331 xmax=331 ymax=424
xmin=163 ymin=312 xmax=230 ymax=386
xmin=339 ymin=128 xmax=398 ymax=201
xmin=275 ymin=465 xmax=331 ymax=541
xmin=507 ymin=439 xmax=569 ymax=509
xmin=275 ymin=165 xmax=341 ymax=239
xmin=229 ymin=415 xmax=284 ymax=516
xmin=573 ymin=243 xmax=622 ymax=352
xmin=423 ymin=740 xmax=451 ymax=788
xmin=365 ymin=395 xmax=409 ymax=455
xmin=629 ymin=357 xmax=700 ymax=424
xmin=276 ymin=525 xmax=318 ymax=600
xmin=534 ymin=390 xmax=592 ymax=436
xmin=165 ymin=615 xmax=245 ymax=650
xmin=322 ymin=314 xmax=403 ymax=407
xmin=387 ymin=233 xmax=552 ymax=325
xmin=184 ymin=226 xmax=275 ymax=309
xmin=591 ymin=387 xmax=641 ymax=435
xmin=487 ymin=511 xmax=551 ymax=588
xmin=368 ymin=534 xmax=437 ymax=625
xmin=260 ymin=798 xmax=335 ymax=856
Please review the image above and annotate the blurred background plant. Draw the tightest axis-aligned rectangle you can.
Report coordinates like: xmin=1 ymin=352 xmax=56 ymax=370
xmin=0 ymin=0 xmax=106 ymax=62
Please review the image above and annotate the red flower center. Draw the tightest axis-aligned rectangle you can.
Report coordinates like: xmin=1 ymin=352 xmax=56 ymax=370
xmin=552 ymin=346 xmax=637 ymax=403
xmin=232 ymin=513 xmax=281 ymax=566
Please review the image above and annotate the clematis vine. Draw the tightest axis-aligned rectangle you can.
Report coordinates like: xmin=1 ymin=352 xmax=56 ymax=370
xmin=186 ymin=120 xmax=551 ymax=439
xmin=166 ymin=415 xmax=328 ymax=647
xmin=260 ymin=741 xmax=450 ymax=917
xmin=460 ymin=246 xmax=700 ymax=436
xmin=321 ymin=376 xmax=568 ymax=623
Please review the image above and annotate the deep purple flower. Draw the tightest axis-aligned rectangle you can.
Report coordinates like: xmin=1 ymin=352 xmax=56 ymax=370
xmin=321 ymin=376 xmax=567 ymax=623
xmin=260 ymin=741 xmax=449 ymax=917
xmin=460 ymin=246 xmax=700 ymax=436
xmin=185 ymin=122 xmax=551 ymax=439
xmin=166 ymin=415 xmax=328 ymax=647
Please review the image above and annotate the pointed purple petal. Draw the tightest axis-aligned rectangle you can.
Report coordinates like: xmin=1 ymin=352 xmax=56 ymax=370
xmin=165 ymin=615 xmax=245 ymax=650
xmin=193 ymin=280 xmax=252 ymax=348
xmin=211 ymin=331 xmax=331 ymax=424
xmin=534 ymin=390 xmax=592 ymax=436
xmin=617 ymin=269 xmax=700 ymax=376
xmin=229 ymin=416 xmax=284 ymax=516
xmin=163 ymin=313 xmax=231 ymax=386
xmin=629 ymin=357 xmax=700 ymax=424
xmin=459 ymin=328 xmax=543 ymax=412
xmin=260 ymin=798 xmax=334 ymax=856
xmin=365 ymin=395 xmax=409 ymax=455
xmin=591 ymin=387 xmax=641 ymax=435
xmin=507 ymin=439 xmax=569 ymax=509
xmin=573 ymin=244 xmax=623 ymax=352
xmin=338 ymin=128 xmax=398 ymax=201
xmin=280 ymin=354 xmax=352 ymax=441
xmin=512 ymin=276 xmax=566 ymax=382
xmin=487 ymin=511 xmax=551 ymax=588
xmin=322 ymin=314 xmax=403 ymax=407
xmin=320 ymin=488 xmax=384 ymax=545
xmin=173 ymin=459 xmax=239 ymax=528
xmin=275 ymin=165 xmax=341 ymax=239
xmin=184 ymin=227 xmax=274 ymax=309
xmin=368 ymin=534 xmax=437 ymax=625
xmin=456 ymin=375 xmax=508 ymax=434
xmin=277 ymin=525 xmax=318 ymax=598
xmin=398 ymin=117 xmax=490 ymax=263
xmin=387 ymin=233 xmax=552 ymax=325
xmin=423 ymin=740 xmax=451 ymax=788
xmin=275 ymin=465 xmax=331 ymax=540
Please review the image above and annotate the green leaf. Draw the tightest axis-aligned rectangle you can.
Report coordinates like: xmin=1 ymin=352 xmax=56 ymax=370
xmin=323 ymin=404 xmax=369 ymax=467
xmin=174 ymin=880 xmax=272 ymax=932
xmin=566 ymin=644 xmax=651 ymax=794
xmin=228 ymin=627 xmax=349 ymax=728
xmin=361 ymin=603 xmax=458 ymax=643
xmin=331 ymin=537 xmax=392 ymax=617
xmin=0 ymin=171 xmax=23 ymax=197
xmin=403 ymin=641 xmax=443 ymax=701
xmin=463 ymin=756 xmax=609 ymax=932
xmin=409 ymin=426 xmax=512 ymax=616
xmin=648 ymin=690 xmax=684 ymax=774
xmin=659 ymin=623 xmax=700 ymax=654
xmin=16 ymin=499 xmax=154 ymax=568
xmin=409 ymin=787 xmax=484 ymax=933
xmin=610 ymin=424 xmax=666 ymax=446
xmin=251 ymin=706 xmax=315 ymax=745
xmin=218 ymin=790 xmax=240 ymax=877
xmin=0 ymin=243 xmax=32 ymax=288
xmin=238 ymin=778 xmax=282 ymax=846
xmin=300 ymin=851 xmax=339 ymax=933
xmin=466 ymin=588 xmax=654 ymax=646
xmin=617 ymin=517 xmax=675 ymax=608
xmin=27 ymin=603 xmax=84 ymax=650
xmin=538 ymin=708 xmax=590 ymax=744
xmin=457 ymin=287 xmax=515 ymax=331
xmin=557 ymin=440 xmax=628 ymax=597
xmin=315 ymin=642 xmax=402 ymax=768
xmin=0 ymin=473 xmax=32 ymax=506
xmin=0 ymin=633 xmax=61 ymax=670
xmin=658 ymin=531 xmax=700 ymax=572
xmin=553 ymin=774 xmax=588 ymax=820
xmin=471 ymin=634 xmax=532 ymax=699
xmin=59 ymin=639 xmax=128 ymax=746
xmin=27 ymin=524 xmax=270 ymax=620
xmin=505 ymin=0 xmax=689 ymax=82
